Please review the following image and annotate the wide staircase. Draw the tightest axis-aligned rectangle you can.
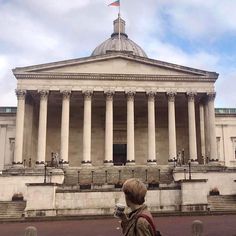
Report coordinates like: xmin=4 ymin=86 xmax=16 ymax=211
xmin=208 ymin=195 xmax=236 ymax=212
xmin=63 ymin=165 xmax=174 ymax=186
xmin=0 ymin=201 xmax=26 ymax=219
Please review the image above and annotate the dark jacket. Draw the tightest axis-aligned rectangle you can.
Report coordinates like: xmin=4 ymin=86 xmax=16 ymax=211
xmin=121 ymin=204 xmax=154 ymax=236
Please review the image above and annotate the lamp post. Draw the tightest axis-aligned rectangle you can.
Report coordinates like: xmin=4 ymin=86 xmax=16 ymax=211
xmin=182 ymin=149 xmax=185 ymax=165
xmin=44 ymin=162 xmax=47 ymax=184
xmin=78 ymin=171 xmax=80 ymax=184
xmin=173 ymin=157 xmax=177 ymax=167
xmin=188 ymin=160 xmax=192 ymax=180
xmin=105 ymin=170 xmax=108 ymax=184
xmin=145 ymin=169 xmax=148 ymax=183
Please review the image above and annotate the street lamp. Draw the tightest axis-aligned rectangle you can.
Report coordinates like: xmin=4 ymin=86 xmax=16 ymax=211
xmin=188 ymin=160 xmax=192 ymax=180
xmin=44 ymin=162 xmax=47 ymax=184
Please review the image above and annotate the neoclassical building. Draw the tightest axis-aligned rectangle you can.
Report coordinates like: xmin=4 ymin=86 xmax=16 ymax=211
xmin=0 ymin=17 xmax=236 ymax=218
xmin=1 ymin=17 xmax=236 ymax=169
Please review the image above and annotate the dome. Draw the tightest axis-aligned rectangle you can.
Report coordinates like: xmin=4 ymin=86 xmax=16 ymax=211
xmin=91 ymin=16 xmax=147 ymax=58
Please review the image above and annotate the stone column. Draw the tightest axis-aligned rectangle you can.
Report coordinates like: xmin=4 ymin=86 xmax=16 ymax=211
xmin=104 ymin=91 xmax=114 ymax=166
xmin=13 ymin=89 xmax=26 ymax=166
xmin=36 ymin=90 xmax=49 ymax=166
xmin=147 ymin=91 xmax=156 ymax=165
xmin=82 ymin=90 xmax=93 ymax=166
xmin=0 ymin=125 xmax=7 ymax=170
xmin=187 ymin=92 xmax=198 ymax=163
xmin=204 ymin=100 xmax=210 ymax=163
xmin=126 ymin=91 xmax=135 ymax=165
xmin=167 ymin=92 xmax=177 ymax=163
xmin=199 ymin=103 xmax=206 ymax=164
xmin=60 ymin=90 xmax=71 ymax=166
xmin=207 ymin=92 xmax=218 ymax=162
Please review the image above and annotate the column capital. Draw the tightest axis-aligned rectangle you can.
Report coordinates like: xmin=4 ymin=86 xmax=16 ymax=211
xmin=61 ymin=90 xmax=71 ymax=99
xmin=126 ymin=91 xmax=135 ymax=101
xmin=15 ymin=89 xmax=26 ymax=100
xmin=104 ymin=90 xmax=115 ymax=101
xmin=146 ymin=91 xmax=156 ymax=101
xmin=83 ymin=90 xmax=93 ymax=99
xmin=186 ymin=92 xmax=197 ymax=102
xmin=207 ymin=92 xmax=216 ymax=101
xmin=38 ymin=90 xmax=49 ymax=100
xmin=166 ymin=91 xmax=177 ymax=102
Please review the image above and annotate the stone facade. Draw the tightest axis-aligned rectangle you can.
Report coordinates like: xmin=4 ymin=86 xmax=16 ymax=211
xmin=6 ymin=53 xmax=221 ymax=168
xmin=0 ymin=17 xmax=236 ymax=217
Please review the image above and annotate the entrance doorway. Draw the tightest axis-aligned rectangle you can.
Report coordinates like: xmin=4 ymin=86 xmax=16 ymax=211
xmin=113 ymin=144 xmax=127 ymax=166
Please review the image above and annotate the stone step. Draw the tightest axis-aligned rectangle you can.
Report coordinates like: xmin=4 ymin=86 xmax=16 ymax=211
xmin=0 ymin=201 xmax=26 ymax=219
xmin=63 ymin=166 xmax=174 ymax=186
xmin=208 ymin=195 xmax=236 ymax=211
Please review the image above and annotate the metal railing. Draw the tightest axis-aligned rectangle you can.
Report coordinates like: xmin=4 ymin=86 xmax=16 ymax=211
xmin=0 ymin=107 xmax=17 ymax=113
xmin=215 ymin=108 xmax=236 ymax=114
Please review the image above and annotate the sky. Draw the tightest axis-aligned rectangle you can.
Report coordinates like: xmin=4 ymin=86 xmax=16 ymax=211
xmin=0 ymin=0 xmax=236 ymax=107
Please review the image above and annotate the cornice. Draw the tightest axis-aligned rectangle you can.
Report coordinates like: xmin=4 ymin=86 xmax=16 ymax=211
xmin=13 ymin=72 xmax=217 ymax=82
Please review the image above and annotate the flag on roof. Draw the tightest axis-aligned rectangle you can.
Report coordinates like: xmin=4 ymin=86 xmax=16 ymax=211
xmin=108 ymin=0 xmax=120 ymax=7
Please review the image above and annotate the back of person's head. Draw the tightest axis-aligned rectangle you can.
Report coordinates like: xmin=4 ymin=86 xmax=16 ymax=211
xmin=24 ymin=226 xmax=37 ymax=236
xmin=122 ymin=178 xmax=147 ymax=205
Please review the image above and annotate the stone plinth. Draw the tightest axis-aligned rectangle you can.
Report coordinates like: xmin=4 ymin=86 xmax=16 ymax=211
xmin=180 ymin=179 xmax=208 ymax=212
xmin=25 ymin=183 xmax=60 ymax=217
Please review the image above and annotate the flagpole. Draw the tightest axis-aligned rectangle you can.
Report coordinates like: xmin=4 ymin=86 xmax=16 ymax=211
xmin=118 ymin=0 xmax=121 ymax=51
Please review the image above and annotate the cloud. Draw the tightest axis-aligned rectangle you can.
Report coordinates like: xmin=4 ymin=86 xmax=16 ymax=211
xmin=146 ymin=40 xmax=220 ymax=71
xmin=157 ymin=0 xmax=236 ymax=40
xmin=0 ymin=0 xmax=235 ymax=108
xmin=215 ymin=69 xmax=236 ymax=108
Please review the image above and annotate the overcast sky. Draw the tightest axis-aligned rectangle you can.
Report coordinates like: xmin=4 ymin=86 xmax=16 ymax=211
xmin=0 ymin=0 xmax=236 ymax=107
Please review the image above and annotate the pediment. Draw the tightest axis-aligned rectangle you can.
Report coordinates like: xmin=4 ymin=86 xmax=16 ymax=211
xmin=13 ymin=53 xmax=218 ymax=78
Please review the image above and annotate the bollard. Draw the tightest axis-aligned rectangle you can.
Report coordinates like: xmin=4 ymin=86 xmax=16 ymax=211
xmin=24 ymin=226 xmax=37 ymax=236
xmin=192 ymin=220 xmax=203 ymax=236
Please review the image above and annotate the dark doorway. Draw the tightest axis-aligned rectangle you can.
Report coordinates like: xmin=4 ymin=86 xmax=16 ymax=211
xmin=113 ymin=144 xmax=127 ymax=166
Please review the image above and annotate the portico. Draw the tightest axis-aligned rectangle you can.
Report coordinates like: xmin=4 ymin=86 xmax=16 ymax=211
xmin=12 ymin=78 xmax=217 ymax=168
xmin=11 ymin=16 xmax=218 ymax=169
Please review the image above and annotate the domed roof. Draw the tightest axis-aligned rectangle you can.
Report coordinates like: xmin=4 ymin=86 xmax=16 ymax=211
xmin=91 ymin=16 xmax=147 ymax=58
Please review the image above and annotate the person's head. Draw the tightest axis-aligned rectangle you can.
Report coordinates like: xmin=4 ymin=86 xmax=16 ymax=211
xmin=122 ymin=178 xmax=147 ymax=206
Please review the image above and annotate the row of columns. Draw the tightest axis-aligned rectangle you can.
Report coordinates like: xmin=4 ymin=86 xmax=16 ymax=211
xmin=13 ymin=89 xmax=217 ymax=167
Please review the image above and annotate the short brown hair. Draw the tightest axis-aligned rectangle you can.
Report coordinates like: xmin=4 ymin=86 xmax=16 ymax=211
xmin=122 ymin=178 xmax=147 ymax=205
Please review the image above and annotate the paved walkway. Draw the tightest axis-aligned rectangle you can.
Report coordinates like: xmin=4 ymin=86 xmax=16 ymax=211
xmin=1 ymin=215 xmax=236 ymax=236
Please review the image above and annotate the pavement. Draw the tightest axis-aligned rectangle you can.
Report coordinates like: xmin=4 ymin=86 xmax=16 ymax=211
xmin=0 ymin=214 xmax=236 ymax=236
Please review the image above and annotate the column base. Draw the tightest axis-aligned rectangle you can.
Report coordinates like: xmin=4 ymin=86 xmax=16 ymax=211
xmin=126 ymin=160 xmax=135 ymax=166
xmin=81 ymin=161 xmax=92 ymax=166
xmin=61 ymin=163 xmax=69 ymax=168
xmin=11 ymin=162 xmax=24 ymax=168
xmin=208 ymin=159 xmax=219 ymax=165
xmin=59 ymin=161 xmax=69 ymax=168
xmin=190 ymin=160 xmax=199 ymax=165
xmin=147 ymin=160 xmax=157 ymax=165
xmin=168 ymin=159 xmax=176 ymax=166
xmin=103 ymin=160 xmax=113 ymax=166
xmin=35 ymin=161 xmax=46 ymax=168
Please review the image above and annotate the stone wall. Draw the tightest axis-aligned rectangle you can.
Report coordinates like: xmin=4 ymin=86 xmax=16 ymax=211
xmin=0 ymin=170 xmax=64 ymax=201
xmin=25 ymin=185 xmax=181 ymax=217
xmin=174 ymin=170 xmax=236 ymax=195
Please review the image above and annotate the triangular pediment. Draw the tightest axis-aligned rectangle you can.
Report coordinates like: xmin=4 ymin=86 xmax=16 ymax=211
xmin=13 ymin=53 xmax=218 ymax=78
